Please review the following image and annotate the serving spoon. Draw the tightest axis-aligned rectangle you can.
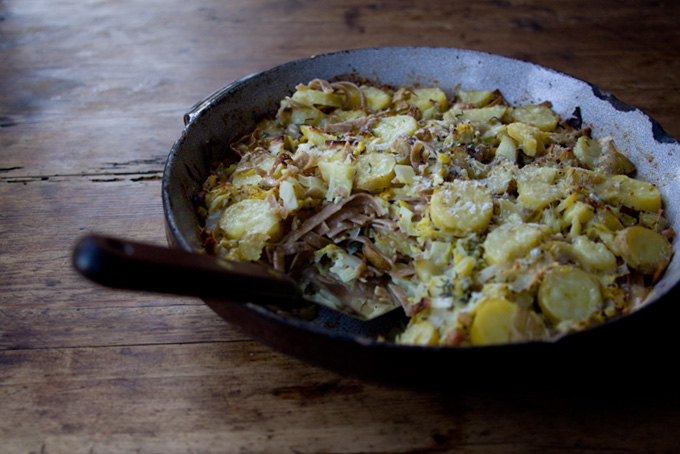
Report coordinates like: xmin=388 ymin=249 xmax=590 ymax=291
xmin=72 ymin=234 xmax=401 ymax=321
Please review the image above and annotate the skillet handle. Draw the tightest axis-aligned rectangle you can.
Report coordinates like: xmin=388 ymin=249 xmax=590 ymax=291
xmin=183 ymin=73 xmax=259 ymax=126
xmin=72 ymin=234 xmax=303 ymax=305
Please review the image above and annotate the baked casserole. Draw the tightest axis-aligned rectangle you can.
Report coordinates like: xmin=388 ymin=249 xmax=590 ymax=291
xmin=196 ymin=79 xmax=674 ymax=346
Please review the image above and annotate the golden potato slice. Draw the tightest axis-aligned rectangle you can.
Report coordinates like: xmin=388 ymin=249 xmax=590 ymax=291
xmin=495 ymin=133 xmax=518 ymax=162
xmin=354 ymin=152 xmax=396 ymax=193
xmin=573 ymin=136 xmax=601 ymax=170
xmin=292 ymin=84 xmax=344 ymax=107
xmin=457 ymin=89 xmax=494 ymax=107
xmin=517 ymin=180 xmax=564 ymax=211
xmin=538 ymin=265 xmax=602 ymax=323
xmin=300 ymin=125 xmax=335 ymax=147
xmin=220 ymin=198 xmax=282 ymax=241
xmin=470 ymin=298 xmax=518 ymax=345
xmin=511 ymin=104 xmax=559 ymax=132
xmin=372 ymin=115 xmax=419 ymax=140
xmin=615 ymin=226 xmax=672 ymax=275
xmin=507 ymin=122 xmax=546 ymax=156
xmin=457 ymin=105 xmax=509 ymax=123
xmin=572 ymin=235 xmax=617 ymax=273
xmin=361 ymin=85 xmax=392 ymax=111
xmin=286 ymin=104 xmax=325 ymax=126
xmin=483 ymin=223 xmax=544 ymax=265
xmin=596 ymin=175 xmax=662 ymax=213
xmin=399 ymin=320 xmax=440 ymax=346
xmin=318 ymin=161 xmax=355 ymax=201
xmin=430 ymin=181 xmax=493 ymax=235
xmin=413 ymin=88 xmax=449 ymax=118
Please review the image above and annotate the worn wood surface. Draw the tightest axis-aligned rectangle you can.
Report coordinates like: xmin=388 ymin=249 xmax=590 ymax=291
xmin=2 ymin=1 xmax=680 ymax=453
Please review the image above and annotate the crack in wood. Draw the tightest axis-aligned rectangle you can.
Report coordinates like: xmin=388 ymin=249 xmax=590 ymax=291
xmin=0 ymin=116 xmax=17 ymax=127
xmin=101 ymin=157 xmax=167 ymax=168
xmin=0 ymin=170 xmax=163 ymax=184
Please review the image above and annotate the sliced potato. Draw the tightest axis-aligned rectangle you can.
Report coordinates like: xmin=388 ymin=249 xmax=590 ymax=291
xmin=413 ymin=87 xmax=449 ymax=118
xmin=563 ymin=201 xmax=594 ymax=226
xmin=597 ymin=175 xmax=662 ymax=213
xmin=485 ymin=161 xmax=518 ymax=195
xmin=457 ymin=89 xmax=494 ymax=107
xmin=516 ymin=166 xmax=563 ymax=211
xmin=300 ymin=125 xmax=335 ymax=147
xmin=399 ymin=320 xmax=440 ymax=346
xmin=572 ymin=235 xmax=617 ymax=273
xmin=511 ymin=104 xmax=559 ymax=132
xmin=278 ymin=179 xmax=299 ymax=213
xmin=574 ymin=136 xmax=636 ymax=176
xmin=483 ymin=223 xmax=544 ymax=265
xmin=292 ymin=84 xmax=344 ymax=107
xmin=573 ymin=136 xmax=601 ymax=170
xmin=361 ymin=85 xmax=392 ymax=111
xmin=615 ymin=226 xmax=672 ymax=274
xmin=595 ymin=137 xmax=636 ymax=175
xmin=565 ymin=167 xmax=606 ymax=188
xmin=234 ymin=233 xmax=269 ymax=262
xmin=495 ymin=133 xmax=518 ymax=162
xmin=470 ymin=298 xmax=518 ymax=345
xmin=372 ymin=115 xmax=419 ymax=140
xmin=538 ymin=265 xmax=602 ymax=323
xmin=517 ymin=180 xmax=564 ymax=211
xmin=231 ymin=151 xmax=277 ymax=186
xmin=394 ymin=164 xmax=416 ymax=185
xmin=457 ymin=105 xmax=509 ymax=123
xmin=507 ymin=122 xmax=545 ymax=157
xmin=430 ymin=181 xmax=493 ymax=235
xmin=596 ymin=207 xmax=624 ymax=231
xmin=230 ymin=168 xmax=262 ymax=187
xmin=509 ymin=307 xmax=549 ymax=342
xmin=220 ymin=198 xmax=282 ymax=241
xmin=284 ymin=103 xmax=325 ymax=126
xmin=354 ymin=152 xmax=396 ymax=192
xmin=318 ymin=161 xmax=355 ymax=201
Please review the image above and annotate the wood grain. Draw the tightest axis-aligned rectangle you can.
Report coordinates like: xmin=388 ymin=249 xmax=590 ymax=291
xmin=2 ymin=0 xmax=680 ymax=452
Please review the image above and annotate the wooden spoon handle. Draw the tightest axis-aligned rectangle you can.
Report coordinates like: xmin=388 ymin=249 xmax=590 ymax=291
xmin=72 ymin=234 xmax=303 ymax=304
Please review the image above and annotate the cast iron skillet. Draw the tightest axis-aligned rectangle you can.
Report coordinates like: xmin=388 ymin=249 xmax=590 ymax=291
xmin=162 ymin=47 xmax=680 ymax=387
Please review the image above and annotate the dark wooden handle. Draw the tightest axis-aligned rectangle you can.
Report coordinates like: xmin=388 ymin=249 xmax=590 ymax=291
xmin=72 ymin=234 xmax=303 ymax=304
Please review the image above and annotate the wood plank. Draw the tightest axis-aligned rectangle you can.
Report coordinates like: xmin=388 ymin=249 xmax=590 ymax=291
xmin=0 ymin=179 xmax=249 ymax=349
xmin=0 ymin=302 xmax=243 ymax=350
xmin=2 ymin=342 xmax=679 ymax=453
xmin=0 ymin=180 xmax=168 ymax=306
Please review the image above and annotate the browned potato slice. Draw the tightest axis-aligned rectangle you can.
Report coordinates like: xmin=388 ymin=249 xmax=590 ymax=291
xmin=615 ymin=226 xmax=672 ymax=275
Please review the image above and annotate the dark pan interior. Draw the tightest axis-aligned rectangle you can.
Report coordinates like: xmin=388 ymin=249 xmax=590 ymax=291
xmin=162 ymin=47 xmax=680 ymax=386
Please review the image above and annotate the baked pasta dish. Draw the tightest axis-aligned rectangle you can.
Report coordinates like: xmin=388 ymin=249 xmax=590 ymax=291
xmin=196 ymin=78 xmax=674 ymax=346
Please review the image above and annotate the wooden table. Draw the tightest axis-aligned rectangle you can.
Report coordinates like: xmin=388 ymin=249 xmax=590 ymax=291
xmin=2 ymin=1 xmax=680 ymax=452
